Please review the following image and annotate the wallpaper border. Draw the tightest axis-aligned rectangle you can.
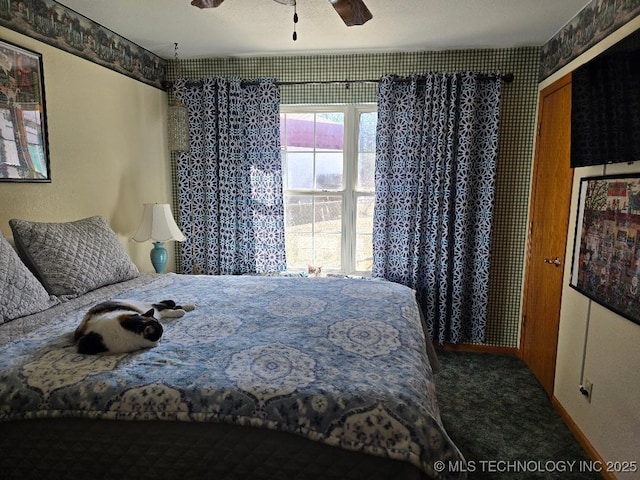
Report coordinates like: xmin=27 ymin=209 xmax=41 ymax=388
xmin=539 ymin=0 xmax=640 ymax=81
xmin=0 ymin=0 xmax=166 ymax=89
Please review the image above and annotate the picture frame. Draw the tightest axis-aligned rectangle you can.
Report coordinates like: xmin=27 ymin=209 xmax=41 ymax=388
xmin=0 ymin=39 xmax=50 ymax=182
xmin=570 ymin=174 xmax=640 ymax=325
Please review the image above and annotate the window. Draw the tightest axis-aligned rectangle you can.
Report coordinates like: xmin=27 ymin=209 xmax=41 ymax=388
xmin=280 ymin=105 xmax=377 ymax=275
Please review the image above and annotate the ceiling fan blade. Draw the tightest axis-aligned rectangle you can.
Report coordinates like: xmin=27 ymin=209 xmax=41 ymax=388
xmin=191 ymin=0 xmax=225 ymax=8
xmin=329 ymin=0 xmax=372 ymax=26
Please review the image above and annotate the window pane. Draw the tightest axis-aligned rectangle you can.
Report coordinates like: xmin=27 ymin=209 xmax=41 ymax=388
xmin=285 ymin=195 xmax=312 ymax=228
xmin=355 ymin=196 xmax=375 ymax=271
xmin=316 ymin=112 xmax=344 ymax=151
xmin=358 ymin=152 xmax=375 ymax=192
xmin=285 ymin=152 xmax=314 ymax=189
xmin=314 ymin=195 xmax=342 ymax=269
xmin=285 ymin=195 xmax=313 ymax=268
xmin=314 ymin=196 xmax=342 ymax=231
xmin=314 ymin=232 xmax=342 ymax=269
xmin=316 ymin=152 xmax=343 ymax=190
xmin=357 ymin=111 xmax=377 ymax=192
xmin=283 ymin=113 xmax=315 ymax=149
xmin=284 ymin=195 xmax=342 ymax=269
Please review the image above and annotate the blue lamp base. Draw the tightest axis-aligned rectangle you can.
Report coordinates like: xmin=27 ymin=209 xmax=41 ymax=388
xmin=150 ymin=241 xmax=168 ymax=273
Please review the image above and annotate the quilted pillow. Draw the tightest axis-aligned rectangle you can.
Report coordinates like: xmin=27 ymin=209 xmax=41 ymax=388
xmin=9 ymin=216 xmax=139 ymax=297
xmin=0 ymin=233 xmax=58 ymax=324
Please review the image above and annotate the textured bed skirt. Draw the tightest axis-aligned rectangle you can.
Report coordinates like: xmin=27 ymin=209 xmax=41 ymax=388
xmin=1 ymin=419 xmax=426 ymax=480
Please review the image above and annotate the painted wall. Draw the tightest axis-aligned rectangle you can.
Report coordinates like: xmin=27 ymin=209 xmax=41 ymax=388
xmin=0 ymin=27 xmax=175 ymax=273
xmin=540 ymin=16 xmax=640 ymax=478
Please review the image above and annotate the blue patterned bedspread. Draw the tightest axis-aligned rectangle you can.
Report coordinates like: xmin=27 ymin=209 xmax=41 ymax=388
xmin=0 ymin=274 xmax=464 ymax=479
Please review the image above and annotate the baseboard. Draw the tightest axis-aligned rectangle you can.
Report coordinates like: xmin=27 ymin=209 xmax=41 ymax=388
xmin=436 ymin=343 xmax=519 ymax=356
xmin=551 ymin=396 xmax=615 ymax=480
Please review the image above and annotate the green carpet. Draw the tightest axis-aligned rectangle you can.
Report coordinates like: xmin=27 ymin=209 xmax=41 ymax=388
xmin=434 ymin=350 xmax=602 ymax=480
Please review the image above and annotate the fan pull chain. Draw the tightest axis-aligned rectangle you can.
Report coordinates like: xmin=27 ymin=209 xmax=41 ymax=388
xmin=292 ymin=1 xmax=298 ymax=41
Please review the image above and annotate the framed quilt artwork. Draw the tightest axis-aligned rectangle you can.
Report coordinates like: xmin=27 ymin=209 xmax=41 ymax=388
xmin=570 ymin=174 xmax=640 ymax=325
xmin=0 ymin=39 xmax=50 ymax=182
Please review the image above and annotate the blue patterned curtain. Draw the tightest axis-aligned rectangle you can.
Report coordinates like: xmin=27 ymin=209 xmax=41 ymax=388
xmin=373 ymin=73 xmax=502 ymax=344
xmin=176 ymin=78 xmax=286 ymax=275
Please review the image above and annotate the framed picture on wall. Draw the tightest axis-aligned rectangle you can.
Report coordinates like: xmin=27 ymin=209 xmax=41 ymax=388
xmin=570 ymin=174 xmax=640 ymax=325
xmin=0 ymin=39 xmax=50 ymax=182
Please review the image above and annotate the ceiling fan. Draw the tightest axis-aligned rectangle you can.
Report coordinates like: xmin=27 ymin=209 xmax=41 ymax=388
xmin=190 ymin=0 xmax=373 ymax=27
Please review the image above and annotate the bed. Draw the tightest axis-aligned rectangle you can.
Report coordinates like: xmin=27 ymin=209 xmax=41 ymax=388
xmin=0 ymin=216 xmax=465 ymax=480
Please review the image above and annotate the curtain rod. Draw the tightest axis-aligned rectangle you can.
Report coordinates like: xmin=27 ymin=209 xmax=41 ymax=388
xmin=275 ymin=72 xmax=514 ymax=86
xmin=163 ymin=72 xmax=514 ymax=91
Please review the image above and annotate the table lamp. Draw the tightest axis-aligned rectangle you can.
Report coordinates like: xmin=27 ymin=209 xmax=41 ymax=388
xmin=132 ymin=203 xmax=185 ymax=273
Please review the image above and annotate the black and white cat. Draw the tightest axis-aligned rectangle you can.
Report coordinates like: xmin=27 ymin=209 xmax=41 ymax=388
xmin=74 ymin=299 xmax=195 ymax=355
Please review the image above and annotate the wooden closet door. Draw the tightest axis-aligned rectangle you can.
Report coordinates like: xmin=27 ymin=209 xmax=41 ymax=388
xmin=521 ymin=74 xmax=574 ymax=396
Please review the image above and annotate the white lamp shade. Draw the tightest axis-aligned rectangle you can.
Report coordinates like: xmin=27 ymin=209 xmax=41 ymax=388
xmin=132 ymin=203 xmax=185 ymax=242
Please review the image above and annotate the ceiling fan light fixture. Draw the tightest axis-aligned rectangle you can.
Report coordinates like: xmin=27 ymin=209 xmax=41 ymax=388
xmin=292 ymin=1 xmax=298 ymax=41
xmin=329 ymin=0 xmax=372 ymax=26
xmin=190 ymin=0 xmax=225 ymax=8
xmin=190 ymin=0 xmax=372 ymax=31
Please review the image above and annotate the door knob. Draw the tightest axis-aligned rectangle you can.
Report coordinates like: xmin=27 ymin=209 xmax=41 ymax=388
xmin=544 ymin=257 xmax=562 ymax=267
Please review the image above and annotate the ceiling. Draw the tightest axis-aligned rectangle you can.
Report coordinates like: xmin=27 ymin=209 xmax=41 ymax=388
xmin=58 ymin=0 xmax=591 ymax=60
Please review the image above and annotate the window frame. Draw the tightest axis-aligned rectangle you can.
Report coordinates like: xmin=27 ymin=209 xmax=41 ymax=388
xmin=280 ymin=103 xmax=377 ymax=275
